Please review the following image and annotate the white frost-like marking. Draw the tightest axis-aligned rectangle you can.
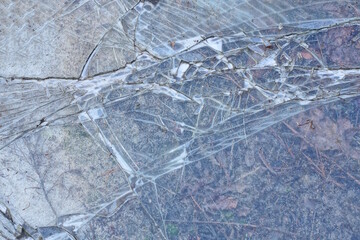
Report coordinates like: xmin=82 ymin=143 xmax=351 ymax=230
xmin=176 ymin=62 xmax=190 ymax=78
xmin=135 ymin=1 xmax=144 ymax=12
xmin=88 ymin=108 xmax=107 ymax=120
xmin=0 ymin=202 xmax=7 ymax=213
xmin=205 ymin=38 xmax=223 ymax=52
xmin=80 ymin=46 xmax=99 ymax=79
xmin=256 ymin=52 xmax=278 ymax=67
xmin=316 ymin=69 xmax=360 ymax=80
xmin=62 ymin=213 xmax=95 ymax=231
xmin=78 ymin=112 xmax=91 ymax=122
xmin=248 ymin=45 xmax=265 ymax=56
xmin=98 ymin=132 xmax=134 ymax=175
xmin=170 ymin=67 xmax=178 ymax=76
xmin=152 ymin=84 xmax=192 ymax=102
xmin=151 ymin=144 xmax=189 ymax=180
xmin=193 ymin=95 xmax=204 ymax=106
xmin=295 ymin=19 xmax=343 ymax=29
xmin=177 ymin=36 xmax=206 ymax=50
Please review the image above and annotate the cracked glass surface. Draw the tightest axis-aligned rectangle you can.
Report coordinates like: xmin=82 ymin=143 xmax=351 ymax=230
xmin=1 ymin=0 xmax=360 ymax=239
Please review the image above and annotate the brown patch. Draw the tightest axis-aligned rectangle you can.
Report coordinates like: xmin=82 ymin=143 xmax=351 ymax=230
xmin=169 ymin=41 xmax=175 ymax=48
xmin=206 ymin=196 xmax=238 ymax=210
xmin=293 ymin=108 xmax=359 ymax=159
xmin=301 ymin=51 xmax=313 ymax=59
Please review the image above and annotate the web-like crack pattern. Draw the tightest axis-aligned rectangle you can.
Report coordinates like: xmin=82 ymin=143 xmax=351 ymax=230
xmin=1 ymin=1 xmax=360 ymax=239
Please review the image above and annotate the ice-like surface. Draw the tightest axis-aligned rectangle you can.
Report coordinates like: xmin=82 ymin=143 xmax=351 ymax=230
xmin=1 ymin=1 xmax=360 ymax=239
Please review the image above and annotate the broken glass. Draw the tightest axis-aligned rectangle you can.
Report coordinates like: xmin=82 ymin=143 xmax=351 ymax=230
xmin=1 ymin=0 xmax=360 ymax=239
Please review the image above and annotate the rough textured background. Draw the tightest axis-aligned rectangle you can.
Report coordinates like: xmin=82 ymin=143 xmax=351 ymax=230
xmin=1 ymin=1 xmax=360 ymax=239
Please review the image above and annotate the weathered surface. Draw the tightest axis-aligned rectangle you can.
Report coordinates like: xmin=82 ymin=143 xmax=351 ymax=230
xmin=1 ymin=1 xmax=360 ymax=239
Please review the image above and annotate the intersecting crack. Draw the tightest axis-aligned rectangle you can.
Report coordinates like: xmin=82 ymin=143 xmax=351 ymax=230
xmin=1 ymin=1 xmax=360 ymax=240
